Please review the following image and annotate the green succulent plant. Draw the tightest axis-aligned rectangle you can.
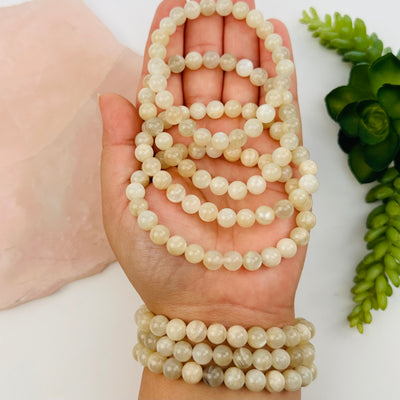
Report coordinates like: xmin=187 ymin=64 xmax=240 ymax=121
xmin=325 ymin=53 xmax=400 ymax=183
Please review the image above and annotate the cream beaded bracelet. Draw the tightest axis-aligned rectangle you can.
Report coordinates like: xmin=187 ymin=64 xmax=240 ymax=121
xmin=133 ymin=305 xmax=317 ymax=392
xmin=127 ymin=0 xmax=319 ymax=271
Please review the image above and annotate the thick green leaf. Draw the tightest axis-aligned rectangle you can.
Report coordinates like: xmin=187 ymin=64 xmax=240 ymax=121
xmin=392 ymin=119 xmax=400 ymax=135
xmin=369 ymin=53 xmax=400 ymax=95
xmin=358 ymin=101 xmax=390 ymax=145
xmin=364 ymin=130 xmax=400 ymax=171
xmin=338 ymin=129 xmax=359 ymax=154
xmin=348 ymin=143 xmax=381 ymax=183
xmin=348 ymin=63 xmax=373 ymax=96
xmin=338 ymin=102 xmax=360 ymax=137
xmin=325 ymin=86 xmax=370 ymax=121
xmin=377 ymin=84 xmax=400 ymax=119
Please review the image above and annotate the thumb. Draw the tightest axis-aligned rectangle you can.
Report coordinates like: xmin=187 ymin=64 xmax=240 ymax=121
xmin=99 ymin=93 xmax=141 ymax=224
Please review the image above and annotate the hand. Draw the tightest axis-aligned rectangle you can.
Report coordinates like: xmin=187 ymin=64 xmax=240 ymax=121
xmin=100 ymin=0 xmax=306 ymax=329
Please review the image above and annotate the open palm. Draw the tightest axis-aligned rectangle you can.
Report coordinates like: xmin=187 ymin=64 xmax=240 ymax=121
xmin=100 ymin=0 xmax=307 ymax=327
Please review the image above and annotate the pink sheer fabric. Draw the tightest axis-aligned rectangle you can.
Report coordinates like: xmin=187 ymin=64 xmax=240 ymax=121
xmin=0 ymin=0 xmax=143 ymax=309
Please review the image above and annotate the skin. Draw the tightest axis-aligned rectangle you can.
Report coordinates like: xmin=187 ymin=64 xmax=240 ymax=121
xmin=99 ymin=0 xmax=307 ymax=398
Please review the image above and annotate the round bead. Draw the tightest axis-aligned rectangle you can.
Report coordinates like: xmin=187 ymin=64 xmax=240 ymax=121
xmin=257 ymin=104 xmax=276 ymax=123
xmin=144 ymin=117 xmax=164 ymax=136
xmin=129 ymin=199 xmax=148 ymax=217
xmin=200 ymin=0 xmax=216 ymax=16
xmin=173 ymin=341 xmax=193 ymax=362
xmin=139 ymin=103 xmax=157 ymax=120
xmin=223 ymin=251 xmax=243 ymax=271
xmin=186 ymin=320 xmax=208 ymax=343
xmin=150 ymin=224 xmax=170 ymax=246
xmin=186 ymin=51 xmax=203 ymax=70
xmin=246 ymin=9 xmax=264 ymax=28
xmin=229 ymin=128 xmax=247 ymax=148
xmin=299 ymin=174 xmax=319 ymax=193
xmin=266 ymin=327 xmax=286 ymax=349
xmin=276 ymin=59 xmax=295 ymax=77
xmin=138 ymin=88 xmax=156 ymax=104
xmin=250 ymin=68 xmax=268 ymax=86
xmin=138 ymin=347 xmax=152 ymax=366
xmin=224 ymin=367 xmax=245 ymax=391
xmin=147 ymin=353 xmax=166 ymax=374
xmin=283 ymin=370 xmax=302 ymax=391
xmin=245 ymin=369 xmax=266 ymax=392
xmin=193 ymin=128 xmax=211 ymax=146
xmin=271 ymin=349 xmax=291 ymax=370
xmin=218 ymin=208 xmax=237 ymax=228
xmin=211 ymin=131 xmax=230 ymax=150
xmin=193 ymin=170 xmax=212 ymax=189
xmin=149 ymin=314 xmax=169 ymax=336
xmin=159 ymin=17 xmax=176 ymax=36
xmin=261 ymin=247 xmax=282 ymax=267
xmin=193 ymin=343 xmax=213 ymax=365
xmin=236 ymin=209 xmax=256 ymax=228
xmin=236 ymin=59 xmax=254 ymax=77
xmin=126 ymin=182 xmax=145 ymax=200
xmin=296 ymin=211 xmax=317 ymax=231
xmin=216 ymin=0 xmax=233 ymax=16
xmin=257 ymin=20 xmax=274 ymax=39
xmin=220 ymin=53 xmax=237 ymax=71
xmin=138 ymin=210 xmax=158 ymax=231
xmin=255 ymin=206 xmax=275 ymax=225
xmin=170 ymin=6 xmax=186 ymax=25
xmin=203 ymin=250 xmax=223 ymax=270
xmin=272 ymin=147 xmax=292 ymax=167
xmin=131 ymin=170 xmax=150 ymax=187
xmin=300 ymin=343 xmax=316 ymax=367
xmin=225 ymin=99 xmax=242 ymax=118
xmin=227 ymin=325 xmax=248 ymax=348
xmin=262 ymin=163 xmax=282 ymax=182
xmin=274 ymin=199 xmax=294 ymax=219
xmin=199 ymin=202 xmax=218 ymax=222
xmin=182 ymin=195 xmax=201 ymax=215
xmin=163 ymin=358 xmax=183 ymax=380
xmin=242 ymin=103 xmax=258 ymax=119
xmin=252 ymin=349 xmax=272 ymax=371
xmin=208 ymin=324 xmax=227 ymax=345
xmin=166 ymin=319 xmax=187 ymax=341
xmin=265 ymin=33 xmax=283 ymax=52
xmin=207 ymin=101 xmax=225 ymax=119
xmin=277 ymin=238 xmax=297 ymax=259
xmin=265 ymin=370 xmax=285 ymax=393
xmin=283 ymin=326 xmax=301 ymax=347
xmin=182 ymin=362 xmax=203 ymax=385
xmin=203 ymin=51 xmax=220 ymax=69
xmin=213 ymin=345 xmax=233 ymax=367
xmin=142 ymin=157 xmax=161 ymax=176
xmin=135 ymin=132 xmax=153 ymax=146
xmin=290 ymin=227 xmax=310 ymax=247
xmin=280 ymin=133 xmax=299 ymax=150
xmin=210 ymin=176 xmax=229 ymax=196
xmin=151 ymin=29 xmax=169 ymax=46
xmin=166 ymin=235 xmax=187 ymax=256
xmin=157 ymin=336 xmax=175 ymax=357
xmin=232 ymin=1 xmax=249 ymax=20
xmin=185 ymin=244 xmax=205 ymax=264
xmin=289 ymin=189 xmax=311 ymax=212
xmin=258 ymin=154 xmax=273 ymax=169
xmin=244 ymin=118 xmax=264 ymax=138
xmin=184 ymin=1 xmax=201 ymax=19
xmin=178 ymin=159 xmax=197 ymax=178
xmin=228 ymin=181 xmax=248 ymax=200
xmin=266 ymin=89 xmax=283 ymax=108
xmin=155 ymin=90 xmax=174 ymax=110
xmin=166 ymin=183 xmax=186 ymax=203
xmin=248 ymin=327 xmax=267 ymax=348
xmin=292 ymin=146 xmax=310 ymax=165
xmin=295 ymin=323 xmax=312 ymax=343
xmin=155 ymin=132 xmax=173 ymax=150
xmin=233 ymin=347 xmax=253 ymax=369
xmin=224 ymin=146 xmax=242 ymax=162
xmin=153 ymin=171 xmax=172 ymax=190
xmin=206 ymin=145 xmax=223 ymax=159
xmin=296 ymin=365 xmax=313 ymax=387
xmin=243 ymin=251 xmax=262 ymax=271
xmin=203 ymin=365 xmax=224 ymax=388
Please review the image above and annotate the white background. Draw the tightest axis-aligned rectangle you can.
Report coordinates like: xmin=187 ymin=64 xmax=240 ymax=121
xmin=1 ymin=0 xmax=400 ymax=399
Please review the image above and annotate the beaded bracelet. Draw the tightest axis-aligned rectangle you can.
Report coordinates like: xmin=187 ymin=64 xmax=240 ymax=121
xmin=133 ymin=305 xmax=317 ymax=392
xmin=126 ymin=0 xmax=319 ymax=271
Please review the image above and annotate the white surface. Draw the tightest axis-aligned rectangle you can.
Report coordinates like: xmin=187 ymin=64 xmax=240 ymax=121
xmin=1 ymin=0 xmax=400 ymax=399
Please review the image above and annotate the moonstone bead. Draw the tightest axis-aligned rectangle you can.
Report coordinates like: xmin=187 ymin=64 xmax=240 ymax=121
xmin=185 ymin=244 xmax=205 ymax=264
xmin=220 ymin=53 xmax=237 ymax=71
xmin=151 ymin=29 xmax=170 ymax=46
xmin=129 ymin=199 xmax=148 ymax=217
xmin=149 ymin=315 xmax=169 ymax=336
xmin=225 ymin=99 xmax=242 ymax=118
xmin=274 ymin=199 xmax=294 ymax=219
xmin=258 ymin=154 xmax=273 ymax=169
xmin=166 ymin=184 xmax=186 ymax=203
xmin=299 ymin=160 xmax=318 ymax=175
xmin=182 ymin=195 xmax=201 ymax=214
xmin=139 ymin=103 xmax=157 ymax=120
xmin=193 ymin=128 xmax=211 ymax=146
xmin=207 ymin=100 xmax=225 ymax=119
xmin=299 ymin=174 xmax=319 ymax=194
xmin=283 ymin=370 xmax=302 ymax=391
xmin=192 ymin=170 xmax=212 ymax=189
xmin=243 ymin=251 xmax=262 ymax=271
xmin=210 ymin=176 xmax=229 ymax=196
xmin=244 ymin=118 xmax=263 ymax=138
xmin=157 ymin=336 xmax=175 ymax=357
xmin=295 ymin=323 xmax=312 ymax=343
xmin=211 ymin=131 xmax=230 ymax=150
xmin=170 ymin=7 xmax=186 ymax=25
xmin=193 ymin=343 xmax=213 ymax=365
xmin=206 ymin=145 xmax=223 ymax=159
xmin=227 ymin=325 xmax=248 ymax=348
xmin=213 ymin=345 xmax=233 ymax=366
xmin=138 ymin=88 xmax=156 ymax=103
xmin=246 ymin=9 xmax=264 ymax=28
xmin=178 ymin=159 xmax=197 ymax=178
xmin=257 ymin=104 xmax=276 ymax=123
xmin=200 ymin=0 xmax=216 ymax=16
xmin=247 ymin=175 xmax=266 ymax=195
xmin=203 ymin=51 xmax=220 ymax=69
xmin=262 ymin=163 xmax=282 ymax=182
xmin=138 ymin=210 xmax=158 ymax=231
xmin=277 ymin=238 xmax=297 ymax=259
xmin=296 ymin=211 xmax=317 ymax=231
xmin=252 ymin=349 xmax=272 ymax=371
xmin=233 ymin=348 xmax=253 ymax=369
xmin=280 ymin=165 xmax=294 ymax=182
xmin=155 ymin=132 xmax=173 ymax=150
xmin=163 ymin=358 xmax=183 ymax=380
xmin=296 ymin=318 xmax=316 ymax=338
xmin=266 ymin=327 xmax=286 ymax=349
xmin=248 ymin=327 xmax=267 ymax=348
xmin=167 ymin=235 xmax=187 ymax=256
xmin=290 ymin=227 xmax=310 ymax=246
xmin=153 ymin=171 xmax=172 ymax=190
xmin=188 ymin=143 xmax=206 ymax=159
xmin=218 ymin=208 xmax=237 ymax=228
xmin=285 ymin=178 xmax=299 ymax=194
xmin=142 ymin=157 xmax=162 ymax=176
xmin=255 ymin=206 xmax=275 ymax=225
xmin=250 ymin=67 xmax=268 ymax=86
xmin=242 ymin=103 xmax=258 ymax=119
xmin=265 ymin=33 xmax=283 ymax=52
xmin=149 ymin=42 xmax=167 ymax=59
xmin=138 ymin=347 xmax=152 ymax=366
xmin=223 ymin=251 xmax=243 ymax=271
xmin=147 ymin=353 xmax=166 ymax=374
xmin=186 ymin=51 xmax=203 ymax=70
xmin=261 ymin=247 xmax=281 ymax=268
xmin=184 ymin=1 xmax=201 ymax=19
xmin=232 ymin=1 xmax=249 ymax=20
xmin=256 ymin=20 xmax=274 ymax=39
xmin=276 ymin=59 xmax=295 ymax=77
xmin=272 ymin=147 xmax=292 ymax=166
xmin=224 ymin=146 xmax=242 ymax=162
xmin=272 ymin=46 xmax=291 ymax=63
xmin=229 ymin=128 xmax=247 ymax=147
xmin=224 ymin=367 xmax=245 ymax=390
xmin=150 ymin=224 xmax=170 ymax=245
xmin=236 ymin=59 xmax=254 ymax=77
xmin=203 ymin=365 xmax=224 ymax=388
xmin=168 ymin=55 xmax=186 ymax=73
xmin=283 ymin=326 xmax=301 ymax=347
xmin=280 ymin=132 xmax=299 ymax=150
xmin=279 ymin=104 xmax=298 ymax=121
xmin=289 ymin=189 xmax=310 ymax=211
xmin=199 ymin=202 xmax=218 ymax=222
xmin=287 ymin=346 xmax=304 ymax=368
xmin=271 ymin=349 xmax=291 ymax=370
xmin=203 ymin=250 xmax=223 ymax=270
xmin=149 ymin=74 xmax=168 ymax=93
xmin=131 ymin=170 xmax=150 ymax=187
xmin=292 ymin=146 xmax=310 ymax=165
xmin=166 ymin=319 xmax=186 ymax=341
xmin=296 ymin=365 xmax=313 ymax=386
xmin=265 ymin=370 xmax=285 ymax=393
xmin=156 ymin=90 xmax=174 ymax=109
xmin=208 ymin=324 xmax=227 ymax=345
xmin=186 ymin=320 xmax=207 ymax=343
xmin=132 ymin=343 xmax=143 ymax=361
xmin=145 ymin=117 xmax=164 ymax=136
xmin=237 ymin=209 xmax=256 ymax=228
xmin=246 ymin=369 xmax=266 ymax=392
xmin=148 ymin=58 xmax=167 ymax=75
xmin=165 ymin=106 xmax=183 ymax=125
xmin=266 ymin=89 xmax=283 ymax=107
xmin=269 ymin=122 xmax=285 ymax=140
xmin=241 ymin=148 xmax=259 ymax=167
xmin=228 ymin=181 xmax=248 ymax=200
xmin=126 ymin=182 xmax=145 ymax=200
xmin=300 ymin=343 xmax=316 ymax=366
xmin=310 ymin=364 xmax=318 ymax=380
xmin=216 ymin=0 xmax=233 ymax=16
xmin=173 ymin=341 xmax=193 ymax=362
xmin=160 ymin=17 xmax=176 ymax=35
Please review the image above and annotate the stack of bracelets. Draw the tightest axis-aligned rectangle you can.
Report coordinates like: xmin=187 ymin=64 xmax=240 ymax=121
xmin=128 ymin=0 xmax=319 ymax=392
